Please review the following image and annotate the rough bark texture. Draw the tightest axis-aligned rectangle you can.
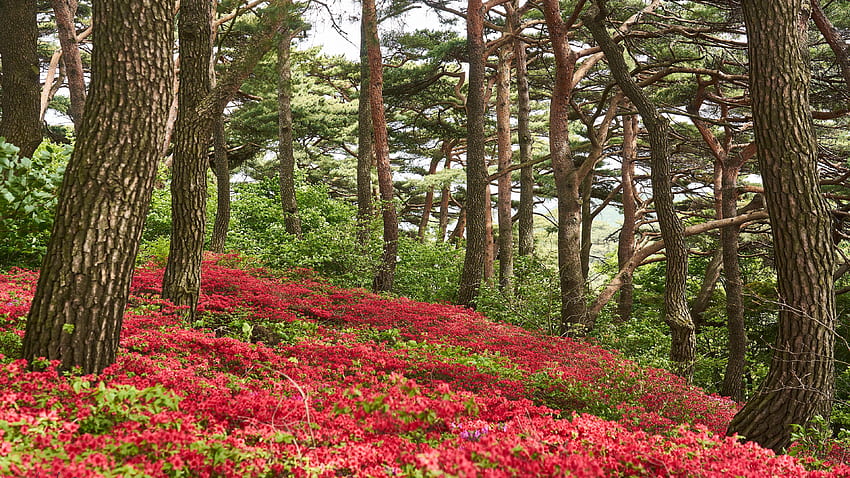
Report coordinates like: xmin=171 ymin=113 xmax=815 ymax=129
xmin=728 ymin=0 xmax=836 ymax=452
xmin=438 ymin=156 xmax=452 ymax=242
xmin=278 ymin=26 xmax=302 ymax=237
xmin=542 ymin=0 xmax=588 ymax=334
xmin=162 ymin=0 xmax=214 ymax=319
xmin=811 ymin=0 xmax=850 ymax=96
xmin=616 ymin=114 xmax=638 ymax=323
xmin=586 ymin=2 xmax=695 ymax=379
xmin=418 ymin=155 xmax=442 ymax=240
xmin=719 ymin=164 xmax=746 ymax=402
xmin=209 ymin=116 xmax=230 ymax=252
xmin=512 ymin=4 xmax=534 ymax=258
xmin=51 ymin=0 xmax=87 ymax=127
xmin=457 ymin=0 xmax=488 ymax=306
xmin=22 ymin=0 xmax=175 ymax=374
xmin=357 ymin=17 xmax=374 ymax=248
xmin=364 ymin=0 xmax=398 ymax=293
xmin=496 ymin=45 xmax=514 ymax=293
xmin=0 ymin=0 xmax=42 ymax=157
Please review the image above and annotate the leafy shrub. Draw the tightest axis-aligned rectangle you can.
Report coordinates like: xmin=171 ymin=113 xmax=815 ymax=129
xmin=0 ymin=140 xmax=69 ymax=269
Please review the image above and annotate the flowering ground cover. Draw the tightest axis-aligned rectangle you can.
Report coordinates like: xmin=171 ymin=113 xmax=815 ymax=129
xmin=1 ymin=255 xmax=849 ymax=477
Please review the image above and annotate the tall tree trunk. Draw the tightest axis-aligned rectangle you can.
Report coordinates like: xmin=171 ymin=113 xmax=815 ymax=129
xmin=364 ymin=0 xmax=398 ymax=293
xmin=496 ymin=45 xmax=514 ymax=293
xmin=586 ymin=2 xmax=695 ymax=380
xmin=616 ymin=114 xmax=638 ymax=323
xmin=719 ymin=164 xmax=746 ymax=402
xmin=278 ymin=23 xmax=302 ymax=237
xmin=51 ymin=0 xmax=87 ymax=128
xmin=728 ymin=0 xmax=836 ymax=452
xmin=209 ymin=116 xmax=230 ymax=252
xmin=513 ymin=7 xmax=534 ymax=258
xmin=0 ymin=0 xmax=41 ymax=157
xmin=162 ymin=0 xmax=214 ymax=319
xmin=580 ymin=172 xmax=593 ymax=280
xmin=22 ymin=0 xmax=175 ymax=374
xmin=357 ymin=15 xmax=374 ymax=248
xmin=457 ymin=0 xmax=488 ymax=306
xmin=542 ymin=0 xmax=588 ymax=334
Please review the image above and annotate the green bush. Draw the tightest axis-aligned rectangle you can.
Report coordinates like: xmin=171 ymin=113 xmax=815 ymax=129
xmin=0 ymin=140 xmax=69 ymax=269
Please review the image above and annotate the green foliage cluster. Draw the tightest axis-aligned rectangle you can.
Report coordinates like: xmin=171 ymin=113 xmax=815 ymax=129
xmin=0 ymin=140 xmax=70 ymax=269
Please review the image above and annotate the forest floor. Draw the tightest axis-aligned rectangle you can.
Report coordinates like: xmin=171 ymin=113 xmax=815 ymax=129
xmin=1 ymin=254 xmax=849 ymax=477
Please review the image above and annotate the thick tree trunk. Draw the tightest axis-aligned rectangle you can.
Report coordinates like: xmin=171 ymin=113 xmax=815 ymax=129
xmin=364 ymin=0 xmax=398 ymax=293
xmin=616 ymin=114 xmax=638 ymax=323
xmin=586 ymin=2 xmax=695 ymax=380
xmin=51 ymin=0 xmax=87 ymax=127
xmin=0 ymin=0 xmax=41 ymax=157
xmin=457 ymin=0 xmax=488 ymax=306
xmin=209 ymin=116 xmax=230 ymax=253
xmin=357 ymin=18 xmax=374 ymax=248
xmin=512 ymin=5 xmax=534 ymax=258
xmin=278 ymin=26 xmax=302 ymax=237
xmin=496 ymin=45 xmax=514 ymax=293
xmin=162 ymin=0 xmax=214 ymax=319
xmin=542 ymin=0 xmax=588 ymax=334
xmin=728 ymin=0 xmax=836 ymax=452
xmin=22 ymin=0 xmax=175 ymax=374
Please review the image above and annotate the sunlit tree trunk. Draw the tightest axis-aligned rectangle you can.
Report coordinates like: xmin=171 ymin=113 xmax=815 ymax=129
xmin=22 ymin=0 xmax=175 ymax=374
xmin=728 ymin=0 xmax=836 ymax=452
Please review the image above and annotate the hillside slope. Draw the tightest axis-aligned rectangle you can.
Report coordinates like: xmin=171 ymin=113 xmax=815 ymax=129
xmin=0 ymin=255 xmax=847 ymax=477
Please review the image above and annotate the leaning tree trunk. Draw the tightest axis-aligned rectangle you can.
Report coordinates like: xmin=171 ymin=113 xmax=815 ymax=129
xmin=457 ymin=0 xmax=488 ymax=306
xmin=586 ymin=1 xmax=695 ymax=380
xmin=51 ymin=0 xmax=87 ymax=128
xmin=542 ymin=0 xmax=588 ymax=334
xmin=22 ymin=0 xmax=175 ymax=375
xmin=727 ymin=0 xmax=836 ymax=452
xmin=0 ymin=0 xmax=41 ymax=157
xmin=364 ymin=0 xmax=398 ymax=293
xmin=278 ymin=24 xmax=302 ymax=237
xmin=162 ymin=0 xmax=214 ymax=319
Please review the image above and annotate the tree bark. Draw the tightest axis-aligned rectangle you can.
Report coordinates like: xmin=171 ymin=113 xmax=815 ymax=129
xmin=209 ymin=116 xmax=230 ymax=253
xmin=810 ymin=0 xmax=850 ymax=96
xmin=51 ymin=0 xmax=88 ymax=128
xmin=364 ymin=0 xmax=398 ymax=293
xmin=22 ymin=0 xmax=175 ymax=374
xmin=512 ymin=3 xmax=534 ymax=258
xmin=496 ymin=45 xmax=514 ymax=293
xmin=278 ymin=23 xmax=302 ymax=237
xmin=719 ymin=164 xmax=746 ymax=402
xmin=438 ymin=155 xmax=453 ymax=242
xmin=357 ymin=16 xmax=374 ymax=248
xmin=418 ymin=155 xmax=442 ymax=241
xmin=0 ymin=0 xmax=41 ymax=157
xmin=616 ymin=114 xmax=638 ymax=323
xmin=586 ymin=1 xmax=695 ymax=379
xmin=457 ymin=0 xmax=488 ymax=306
xmin=542 ymin=0 xmax=588 ymax=334
xmin=162 ymin=0 xmax=214 ymax=319
xmin=728 ymin=0 xmax=836 ymax=452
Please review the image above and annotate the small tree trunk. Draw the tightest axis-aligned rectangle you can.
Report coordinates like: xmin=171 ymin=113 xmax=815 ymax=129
xmin=51 ymin=0 xmax=87 ymax=128
xmin=496 ymin=45 xmax=514 ymax=292
xmin=690 ymin=249 xmax=723 ymax=327
xmin=616 ymin=114 xmax=638 ymax=323
xmin=364 ymin=0 xmax=398 ymax=292
xmin=209 ymin=116 xmax=230 ymax=253
xmin=0 ymin=0 xmax=41 ymax=157
xmin=278 ymin=25 xmax=302 ymax=237
xmin=580 ymin=172 xmax=593 ymax=280
xmin=438 ymin=155 xmax=453 ymax=242
xmin=418 ymin=155 xmax=441 ymax=241
xmin=449 ymin=206 xmax=467 ymax=245
xmin=22 ymin=0 xmax=175 ymax=374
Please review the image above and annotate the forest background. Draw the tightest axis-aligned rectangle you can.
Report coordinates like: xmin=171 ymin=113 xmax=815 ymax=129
xmin=1 ymin=0 xmax=850 ymax=459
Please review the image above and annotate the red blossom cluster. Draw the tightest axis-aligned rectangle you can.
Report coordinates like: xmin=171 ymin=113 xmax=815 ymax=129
xmin=0 ymin=255 xmax=848 ymax=476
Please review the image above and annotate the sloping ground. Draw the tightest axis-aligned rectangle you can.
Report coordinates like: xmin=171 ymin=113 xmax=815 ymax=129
xmin=0 ymin=255 xmax=847 ymax=477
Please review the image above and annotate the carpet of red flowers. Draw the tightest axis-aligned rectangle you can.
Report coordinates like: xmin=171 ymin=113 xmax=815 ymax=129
xmin=1 ymin=254 xmax=849 ymax=477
